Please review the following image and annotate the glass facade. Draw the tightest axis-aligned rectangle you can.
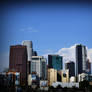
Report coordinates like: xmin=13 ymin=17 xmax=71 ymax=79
xmin=48 ymin=55 xmax=63 ymax=70
xmin=76 ymin=44 xmax=87 ymax=75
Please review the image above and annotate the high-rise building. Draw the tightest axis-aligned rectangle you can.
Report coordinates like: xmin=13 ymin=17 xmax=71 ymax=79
xmin=22 ymin=41 xmax=33 ymax=74
xmin=65 ymin=61 xmax=75 ymax=78
xmin=47 ymin=68 xmax=57 ymax=86
xmin=9 ymin=45 xmax=28 ymax=84
xmin=86 ymin=59 xmax=91 ymax=74
xmin=48 ymin=55 xmax=63 ymax=70
xmin=31 ymin=56 xmax=47 ymax=80
xmin=22 ymin=41 xmax=33 ymax=61
xmin=76 ymin=44 xmax=87 ymax=75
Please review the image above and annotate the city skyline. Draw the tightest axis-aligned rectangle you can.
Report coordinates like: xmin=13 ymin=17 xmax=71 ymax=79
xmin=0 ymin=42 xmax=92 ymax=74
xmin=0 ymin=0 xmax=92 ymax=72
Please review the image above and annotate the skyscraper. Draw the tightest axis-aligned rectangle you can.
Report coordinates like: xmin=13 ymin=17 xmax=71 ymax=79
xmin=22 ymin=41 xmax=33 ymax=74
xmin=22 ymin=41 xmax=33 ymax=61
xmin=65 ymin=61 xmax=75 ymax=78
xmin=76 ymin=44 xmax=87 ymax=75
xmin=31 ymin=56 xmax=47 ymax=80
xmin=9 ymin=45 xmax=28 ymax=84
xmin=48 ymin=55 xmax=63 ymax=70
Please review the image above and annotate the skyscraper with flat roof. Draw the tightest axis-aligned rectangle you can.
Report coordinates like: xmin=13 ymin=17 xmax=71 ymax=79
xmin=9 ymin=45 xmax=28 ymax=85
xmin=76 ymin=44 xmax=87 ymax=76
xmin=31 ymin=56 xmax=47 ymax=80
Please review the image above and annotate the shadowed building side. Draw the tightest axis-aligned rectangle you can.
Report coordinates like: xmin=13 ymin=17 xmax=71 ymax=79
xmin=76 ymin=44 xmax=87 ymax=76
xmin=65 ymin=61 xmax=75 ymax=78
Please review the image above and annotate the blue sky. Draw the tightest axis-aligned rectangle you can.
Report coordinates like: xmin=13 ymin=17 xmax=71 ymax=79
xmin=0 ymin=1 xmax=92 ymax=71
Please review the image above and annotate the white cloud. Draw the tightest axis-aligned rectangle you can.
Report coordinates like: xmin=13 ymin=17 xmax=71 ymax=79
xmin=21 ymin=27 xmax=38 ymax=33
xmin=43 ymin=44 xmax=76 ymax=63
xmin=57 ymin=44 xmax=76 ymax=62
xmin=87 ymin=48 xmax=92 ymax=62
xmin=57 ymin=44 xmax=92 ymax=63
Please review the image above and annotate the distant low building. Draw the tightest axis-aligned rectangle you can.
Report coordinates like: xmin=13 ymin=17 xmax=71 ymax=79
xmin=0 ymin=72 xmax=20 ymax=86
xmin=61 ymin=69 xmax=69 ymax=83
xmin=52 ymin=82 xmax=79 ymax=88
xmin=40 ymin=80 xmax=48 ymax=87
xmin=78 ymin=73 xmax=88 ymax=82
xmin=0 ymin=72 xmax=7 ymax=86
xmin=6 ymin=71 xmax=20 ymax=86
xmin=78 ymin=73 xmax=92 ymax=82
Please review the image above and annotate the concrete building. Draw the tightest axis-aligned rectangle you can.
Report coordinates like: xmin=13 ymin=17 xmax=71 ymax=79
xmin=65 ymin=61 xmax=75 ymax=78
xmin=61 ymin=70 xmax=69 ymax=83
xmin=31 ymin=56 xmax=47 ymax=80
xmin=48 ymin=68 xmax=57 ymax=86
xmin=76 ymin=44 xmax=87 ymax=75
xmin=78 ymin=73 xmax=92 ymax=82
xmin=78 ymin=73 xmax=88 ymax=82
xmin=48 ymin=55 xmax=63 ymax=70
xmin=9 ymin=45 xmax=28 ymax=85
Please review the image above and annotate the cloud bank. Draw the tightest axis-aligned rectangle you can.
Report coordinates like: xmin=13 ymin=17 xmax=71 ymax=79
xmin=57 ymin=44 xmax=76 ymax=62
xmin=43 ymin=44 xmax=92 ymax=62
xmin=57 ymin=44 xmax=92 ymax=63
xmin=43 ymin=44 xmax=92 ymax=71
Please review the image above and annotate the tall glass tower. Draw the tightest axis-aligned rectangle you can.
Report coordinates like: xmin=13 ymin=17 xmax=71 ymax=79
xmin=76 ymin=44 xmax=87 ymax=76
xmin=48 ymin=55 xmax=63 ymax=70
